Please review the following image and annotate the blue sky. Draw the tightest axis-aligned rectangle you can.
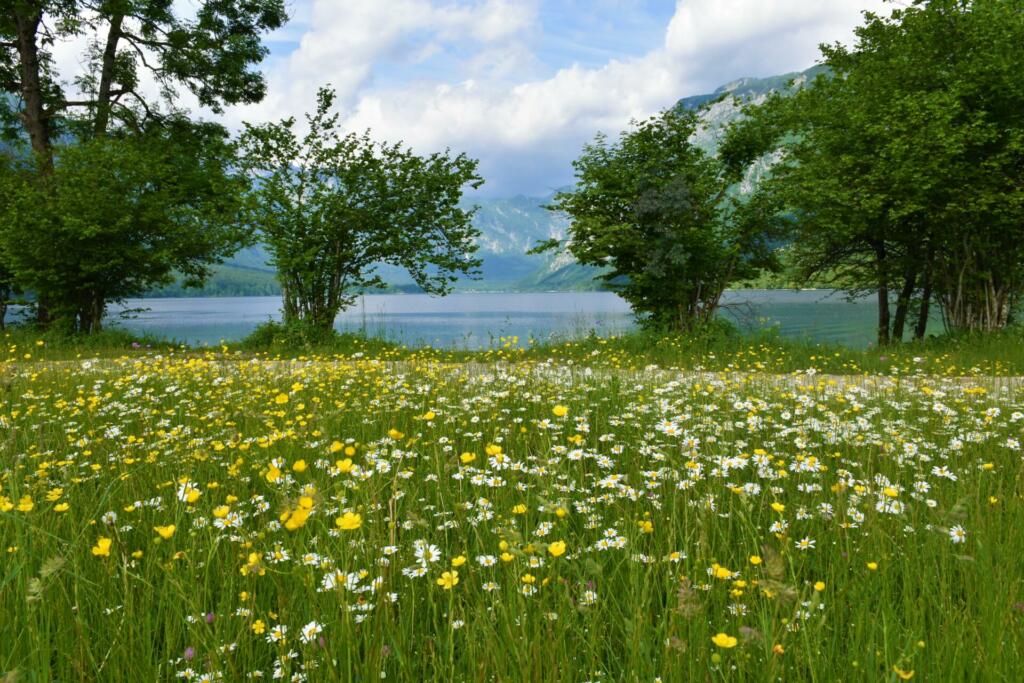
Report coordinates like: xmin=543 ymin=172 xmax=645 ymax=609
xmin=221 ymin=0 xmax=890 ymax=197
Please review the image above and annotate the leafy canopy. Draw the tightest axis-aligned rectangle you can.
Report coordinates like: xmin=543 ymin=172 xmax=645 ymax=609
xmin=0 ymin=120 xmax=248 ymax=331
xmin=544 ymin=108 xmax=787 ymax=331
xmin=238 ymin=86 xmax=484 ymax=332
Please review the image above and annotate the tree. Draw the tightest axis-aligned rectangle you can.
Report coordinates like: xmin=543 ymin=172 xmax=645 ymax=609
xmin=1 ymin=0 xmax=286 ymax=326
xmin=539 ymin=108 xmax=787 ymax=332
xmin=238 ymin=87 xmax=484 ymax=334
xmin=0 ymin=120 xmax=248 ymax=332
xmin=1 ymin=0 xmax=287 ymax=160
xmin=723 ymin=0 xmax=1024 ymax=343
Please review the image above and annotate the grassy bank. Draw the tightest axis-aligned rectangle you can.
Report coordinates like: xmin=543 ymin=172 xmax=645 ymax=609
xmin=4 ymin=322 xmax=1024 ymax=376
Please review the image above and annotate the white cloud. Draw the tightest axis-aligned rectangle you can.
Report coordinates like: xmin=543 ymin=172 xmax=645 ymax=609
xmin=231 ymin=0 xmax=539 ymax=126
xmin=47 ymin=0 xmax=893 ymax=196
xmin=309 ymin=1 xmax=889 ymax=194
xmin=664 ymin=0 xmax=889 ymax=86
xmin=36 ymin=0 xmax=892 ymax=194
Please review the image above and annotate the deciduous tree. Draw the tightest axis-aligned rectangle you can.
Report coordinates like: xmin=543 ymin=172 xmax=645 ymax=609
xmin=539 ymin=108 xmax=787 ymax=331
xmin=238 ymin=87 xmax=484 ymax=334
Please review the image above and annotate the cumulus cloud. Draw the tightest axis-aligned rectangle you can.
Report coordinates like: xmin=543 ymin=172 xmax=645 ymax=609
xmin=230 ymin=0 xmax=539 ymax=126
xmin=279 ymin=0 xmax=885 ymax=194
xmin=39 ymin=0 xmax=888 ymax=196
xmin=46 ymin=0 xmax=894 ymax=196
xmin=665 ymin=0 xmax=889 ymax=87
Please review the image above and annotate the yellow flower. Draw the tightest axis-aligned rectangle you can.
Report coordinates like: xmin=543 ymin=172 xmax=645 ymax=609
xmin=252 ymin=619 xmax=266 ymax=635
xmin=274 ymin=393 xmax=289 ymax=405
xmin=422 ymin=410 xmax=436 ymax=421
xmin=711 ymin=632 xmax=738 ymax=649
xmin=749 ymin=555 xmax=763 ymax=566
xmin=154 ymin=525 xmax=176 ymax=540
xmin=213 ymin=505 xmax=230 ymax=518
xmin=459 ymin=452 xmax=476 ymax=464
xmin=813 ymin=581 xmax=825 ymax=592
xmin=712 ymin=564 xmax=732 ymax=580
xmin=485 ymin=443 xmax=503 ymax=457
xmin=436 ymin=570 xmax=459 ymax=590
xmin=91 ymin=537 xmax=112 ymax=557
xmin=265 ymin=465 xmax=282 ymax=483
xmin=388 ymin=428 xmax=404 ymax=440
xmin=512 ymin=504 xmax=527 ymax=514
xmin=552 ymin=404 xmax=568 ymax=417
xmin=54 ymin=502 xmax=70 ymax=512
xmin=451 ymin=555 xmax=467 ymax=567
xmin=336 ymin=511 xmax=363 ymax=531
xmin=132 ymin=550 xmax=144 ymax=559
xmin=770 ymin=502 xmax=785 ymax=513
xmin=16 ymin=496 xmax=34 ymax=512
xmin=292 ymin=460 xmax=307 ymax=473
xmin=283 ymin=507 xmax=310 ymax=531
xmin=330 ymin=441 xmax=344 ymax=453
xmin=548 ymin=541 xmax=566 ymax=558
xmin=893 ymin=666 xmax=915 ymax=680
xmin=335 ymin=458 xmax=354 ymax=474
xmin=521 ymin=573 xmax=536 ymax=584
xmin=867 ymin=562 xmax=878 ymax=571
xmin=637 ymin=520 xmax=653 ymax=534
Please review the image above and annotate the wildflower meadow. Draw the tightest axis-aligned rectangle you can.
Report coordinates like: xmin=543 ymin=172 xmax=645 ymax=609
xmin=1 ymin=341 xmax=1023 ymax=680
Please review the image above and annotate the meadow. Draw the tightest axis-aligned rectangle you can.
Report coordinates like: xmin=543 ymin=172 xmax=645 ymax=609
xmin=2 ymin=330 xmax=1024 ymax=680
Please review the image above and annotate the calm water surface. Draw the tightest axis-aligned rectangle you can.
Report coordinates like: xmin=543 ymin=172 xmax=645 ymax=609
xmin=101 ymin=290 xmax=880 ymax=348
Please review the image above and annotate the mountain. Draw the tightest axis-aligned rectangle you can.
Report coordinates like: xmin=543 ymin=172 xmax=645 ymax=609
xmin=155 ymin=65 xmax=822 ymax=297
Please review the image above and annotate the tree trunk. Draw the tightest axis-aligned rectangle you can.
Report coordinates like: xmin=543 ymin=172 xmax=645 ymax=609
xmin=877 ymin=284 xmax=891 ymax=346
xmin=13 ymin=5 xmax=52 ymax=173
xmin=93 ymin=13 xmax=124 ymax=138
xmin=13 ymin=4 xmax=54 ymax=325
xmin=914 ymin=245 xmax=934 ymax=340
xmin=891 ymin=271 xmax=917 ymax=344
xmin=871 ymin=240 xmax=891 ymax=346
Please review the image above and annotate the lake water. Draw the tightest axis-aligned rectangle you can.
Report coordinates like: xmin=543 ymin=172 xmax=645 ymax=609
xmin=93 ymin=290 xmax=882 ymax=348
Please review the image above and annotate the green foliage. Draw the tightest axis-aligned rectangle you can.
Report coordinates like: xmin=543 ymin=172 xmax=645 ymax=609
xmin=0 ymin=0 xmax=285 ymax=328
xmin=0 ymin=122 xmax=249 ymax=332
xmin=238 ymin=86 xmax=484 ymax=331
xmin=545 ymin=108 xmax=788 ymax=331
xmin=725 ymin=0 xmax=1024 ymax=344
xmin=0 ymin=0 xmax=287 ymax=145
xmin=237 ymin=320 xmax=401 ymax=356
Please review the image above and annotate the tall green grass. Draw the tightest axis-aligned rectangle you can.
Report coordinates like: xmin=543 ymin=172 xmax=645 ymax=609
xmin=1 ymin=355 xmax=1021 ymax=680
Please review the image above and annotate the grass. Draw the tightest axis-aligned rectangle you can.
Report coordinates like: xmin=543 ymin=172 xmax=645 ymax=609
xmin=4 ymin=322 xmax=1024 ymax=377
xmin=1 ymin=326 xmax=1023 ymax=680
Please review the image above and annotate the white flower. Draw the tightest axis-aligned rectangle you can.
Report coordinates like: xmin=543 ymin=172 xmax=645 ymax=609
xmin=795 ymin=537 xmax=816 ymax=551
xmin=949 ymin=525 xmax=967 ymax=544
xmin=299 ymin=621 xmax=322 ymax=644
xmin=266 ymin=624 xmax=287 ymax=644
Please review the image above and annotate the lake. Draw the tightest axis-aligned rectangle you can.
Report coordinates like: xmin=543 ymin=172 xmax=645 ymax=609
xmin=92 ymin=290 xmax=882 ymax=348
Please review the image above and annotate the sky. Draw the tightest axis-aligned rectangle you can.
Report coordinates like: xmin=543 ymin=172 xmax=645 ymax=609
xmin=58 ymin=0 xmax=891 ymax=197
